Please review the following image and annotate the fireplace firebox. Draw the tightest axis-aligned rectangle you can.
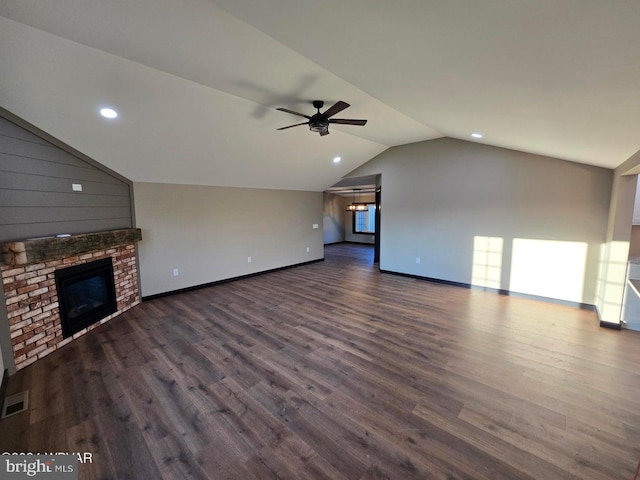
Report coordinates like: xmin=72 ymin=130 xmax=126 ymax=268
xmin=55 ymin=257 xmax=118 ymax=338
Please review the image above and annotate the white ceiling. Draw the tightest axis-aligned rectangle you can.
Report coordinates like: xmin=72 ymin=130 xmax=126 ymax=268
xmin=2 ymin=1 xmax=640 ymax=191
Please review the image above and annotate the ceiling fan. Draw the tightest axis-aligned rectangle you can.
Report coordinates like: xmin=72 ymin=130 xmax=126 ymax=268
xmin=276 ymin=100 xmax=367 ymax=136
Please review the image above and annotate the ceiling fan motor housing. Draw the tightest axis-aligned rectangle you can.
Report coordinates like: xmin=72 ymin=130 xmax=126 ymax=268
xmin=309 ymin=114 xmax=329 ymax=132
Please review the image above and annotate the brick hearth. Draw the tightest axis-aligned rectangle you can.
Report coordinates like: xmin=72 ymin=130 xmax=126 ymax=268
xmin=1 ymin=229 xmax=141 ymax=370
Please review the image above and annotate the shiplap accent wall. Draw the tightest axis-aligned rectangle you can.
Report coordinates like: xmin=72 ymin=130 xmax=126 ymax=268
xmin=0 ymin=115 xmax=133 ymax=243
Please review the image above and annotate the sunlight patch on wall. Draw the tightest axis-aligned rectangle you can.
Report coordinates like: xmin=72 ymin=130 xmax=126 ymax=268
xmin=472 ymin=236 xmax=504 ymax=289
xmin=596 ymin=240 xmax=629 ymax=323
xmin=509 ymin=238 xmax=588 ymax=302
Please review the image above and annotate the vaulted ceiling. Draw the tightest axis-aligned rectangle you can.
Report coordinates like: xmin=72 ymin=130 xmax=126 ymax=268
xmin=2 ymin=1 xmax=639 ymax=191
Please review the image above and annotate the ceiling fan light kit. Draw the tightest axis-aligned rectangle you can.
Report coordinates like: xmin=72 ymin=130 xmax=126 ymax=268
xmin=277 ymin=100 xmax=367 ymax=136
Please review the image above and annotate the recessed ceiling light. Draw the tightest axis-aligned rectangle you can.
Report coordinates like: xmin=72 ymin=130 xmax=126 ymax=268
xmin=471 ymin=132 xmax=483 ymax=139
xmin=333 ymin=157 xmax=341 ymax=163
xmin=99 ymin=107 xmax=118 ymax=119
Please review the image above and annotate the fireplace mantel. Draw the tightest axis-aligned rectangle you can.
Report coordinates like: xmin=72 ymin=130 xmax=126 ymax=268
xmin=1 ymin=228 xmax=142 ymax=266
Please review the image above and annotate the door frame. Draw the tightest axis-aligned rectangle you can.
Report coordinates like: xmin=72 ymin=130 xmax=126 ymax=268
xmin=374 ymin=186 xmax=381 ymax=264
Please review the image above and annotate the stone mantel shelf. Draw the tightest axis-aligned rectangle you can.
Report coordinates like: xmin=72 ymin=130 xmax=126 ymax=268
xmin=1 ymin=228 xmax=142 ymax=266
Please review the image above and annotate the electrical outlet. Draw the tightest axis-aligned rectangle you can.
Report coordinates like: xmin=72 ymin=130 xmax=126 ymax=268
xmin=247 ymin=256 xmax=252 ymax=263
xmin=172 ymin=268 xmax=179 ymax=276
xmin=416 ymin=257 xmax=421 ymax=264
xmin=312 ymin=224 xmax=319 ymax=229
xmin=306 ymin=247 xmax=310 ymax=253
xmin=72 ymin=183 xmax=82 ymax=192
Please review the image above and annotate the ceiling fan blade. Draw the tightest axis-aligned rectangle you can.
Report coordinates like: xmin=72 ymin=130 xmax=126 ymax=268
xmin=277 ymin=122 xmax=309 ymax=130
xmin=329 ymin=118 xmax=368 ymax=126
xmin=323 ymin=101 xmax=350 ymax=118
xmin=276 ymin=107 xmax=311 ymax=119
xmin=319 ymin=129 xmax=330 ymax=136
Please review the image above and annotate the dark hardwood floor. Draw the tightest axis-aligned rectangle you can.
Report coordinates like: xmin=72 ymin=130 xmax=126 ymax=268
xmin=2 ymin=243 xmax=640 ymax=479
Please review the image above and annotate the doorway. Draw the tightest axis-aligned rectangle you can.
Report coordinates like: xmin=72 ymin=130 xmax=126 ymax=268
xmin=323 ymin=174 xmax=381 ymax=266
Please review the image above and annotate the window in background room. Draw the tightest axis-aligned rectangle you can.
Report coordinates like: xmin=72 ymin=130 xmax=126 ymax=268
xmin=353 ymin=204 xmax=376 ymax=233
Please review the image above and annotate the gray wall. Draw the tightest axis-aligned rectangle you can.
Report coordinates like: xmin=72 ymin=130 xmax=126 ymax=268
xmin=630 ymin=225 xmax=640 ymax=257
xmin=0 ymin=282 xmax=15 ymax=375
xmin=323 ymin=192 xmax=346 ymax=244
xmin=0 ymin=114 xmax=133 ymax=243
xmin=134 ymin=182 xmax=324 ymax=297
xmin=347 ymin=137 xmax=612 ymax=305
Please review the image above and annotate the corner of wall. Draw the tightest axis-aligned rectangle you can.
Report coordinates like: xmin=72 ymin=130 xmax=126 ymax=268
xmin=0 ymin=289 xmax=16 ymax=375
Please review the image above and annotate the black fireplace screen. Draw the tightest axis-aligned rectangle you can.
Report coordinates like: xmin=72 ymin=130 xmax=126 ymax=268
xmin=55 ymin=257 xmax=117 ymax=338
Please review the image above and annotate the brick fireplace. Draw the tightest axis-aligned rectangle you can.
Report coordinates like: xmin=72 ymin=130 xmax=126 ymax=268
xmin=1 ymin=229 xmax=142 ymax=370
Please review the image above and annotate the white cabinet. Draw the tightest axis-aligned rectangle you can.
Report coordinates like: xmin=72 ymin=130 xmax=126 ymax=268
xmin=622 ymin=279 xmax=640 ymax=331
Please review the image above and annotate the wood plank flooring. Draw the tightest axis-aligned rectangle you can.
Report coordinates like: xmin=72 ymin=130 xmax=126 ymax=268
xmin=1 ymin=243 xmax=640 ymax=479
